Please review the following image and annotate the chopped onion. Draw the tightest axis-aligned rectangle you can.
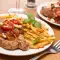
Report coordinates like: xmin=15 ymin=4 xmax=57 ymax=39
xmin=14 ymin=24 xmax=22 ymax=29
xmin=2 ymin=33 xmax=6 ymax=38
xmin=50 ymin=18 xmax=55 ymax=23
xmin=0 ymin=22 xmax=3 ymax=25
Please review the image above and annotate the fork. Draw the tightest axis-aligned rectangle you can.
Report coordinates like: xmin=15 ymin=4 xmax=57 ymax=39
xmin=30 ymin=40 xmax=60 ymax=60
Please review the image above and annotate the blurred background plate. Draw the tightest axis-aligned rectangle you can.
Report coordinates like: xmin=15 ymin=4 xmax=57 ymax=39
xmin=37 ymin=2 xmax=60 ymax=26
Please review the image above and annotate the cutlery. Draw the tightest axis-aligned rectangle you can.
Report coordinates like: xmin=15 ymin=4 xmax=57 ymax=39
xmin=30 ymin=40 xmax=60 ymax=60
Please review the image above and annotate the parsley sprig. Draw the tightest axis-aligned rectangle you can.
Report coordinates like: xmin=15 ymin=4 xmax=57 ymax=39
xmin=23 ymin=13 xmax=41 ymax=28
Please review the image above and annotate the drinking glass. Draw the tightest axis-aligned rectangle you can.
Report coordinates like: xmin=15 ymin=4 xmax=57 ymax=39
xmin=0 ymin=0 xmax=22 ymax=13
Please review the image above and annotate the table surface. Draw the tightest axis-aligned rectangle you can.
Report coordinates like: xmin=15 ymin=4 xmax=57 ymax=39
xmin=0 ymin=0 xmax=60 ymax=60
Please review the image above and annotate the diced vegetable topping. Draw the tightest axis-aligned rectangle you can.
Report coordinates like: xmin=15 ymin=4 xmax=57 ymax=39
xmin=2 ymin=20 xmax=14 ymax=31
xmin=9 ymin=19 xmax=20 ymax=25
xmin=1 ymin=19 xmax=21 ymax=31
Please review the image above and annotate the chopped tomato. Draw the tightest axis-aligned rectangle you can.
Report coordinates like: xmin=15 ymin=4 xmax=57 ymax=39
xmin=56 ymin=11 xmax=60 ymax=16
xmin=3 ymin=20 xmax=9 ymax=24
xmin=54 ymin=7 xmax=60 ymax=16
xmin=56 ymin=2 xmax=60 ymax=6
xmin=1 ymin=19 xmax=20 ymax=31
xmin=2 ymin=20 xmax=14 ymax=31
xmin=10 ymin=19 xmax=20 ymax=25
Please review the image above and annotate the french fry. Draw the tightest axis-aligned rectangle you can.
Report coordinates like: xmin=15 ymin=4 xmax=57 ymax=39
xmin=0 ymin=14 xmax=16 ymax=19
xmin=24 ymin=33 xmax=35 ymax=40
xmin=35 ymin=41 xmax=50 ymax=48
xmin=26 ymin=31 xmax=38 ymax=38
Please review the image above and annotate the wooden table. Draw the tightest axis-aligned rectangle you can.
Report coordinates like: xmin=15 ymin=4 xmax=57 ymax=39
xmin=0 ymin=0 xmax=60 ymax=60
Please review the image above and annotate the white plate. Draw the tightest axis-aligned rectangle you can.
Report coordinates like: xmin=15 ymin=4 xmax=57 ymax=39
xmin=37 ymin=2 xmax=60 ymax=26
xmin=0 ymin=14 xmax=54 ymax=56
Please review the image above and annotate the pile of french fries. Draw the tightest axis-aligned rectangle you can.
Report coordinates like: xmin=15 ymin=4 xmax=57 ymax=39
xmin=23 ymin=23 xmax=55 ymax=49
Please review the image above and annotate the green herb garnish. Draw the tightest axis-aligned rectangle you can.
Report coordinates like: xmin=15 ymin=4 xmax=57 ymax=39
xmin=32 ymin=38 xmax=39 ymax=45
xmin=23 ymin=13 xmax=41 ymax=28
xmin=26 ymin=13 xmax=35 ymax=20
xmin=23 ymin=19 xmax=30 ymax=23
xmin=34 ymin=22 xmax=41 ymax=28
